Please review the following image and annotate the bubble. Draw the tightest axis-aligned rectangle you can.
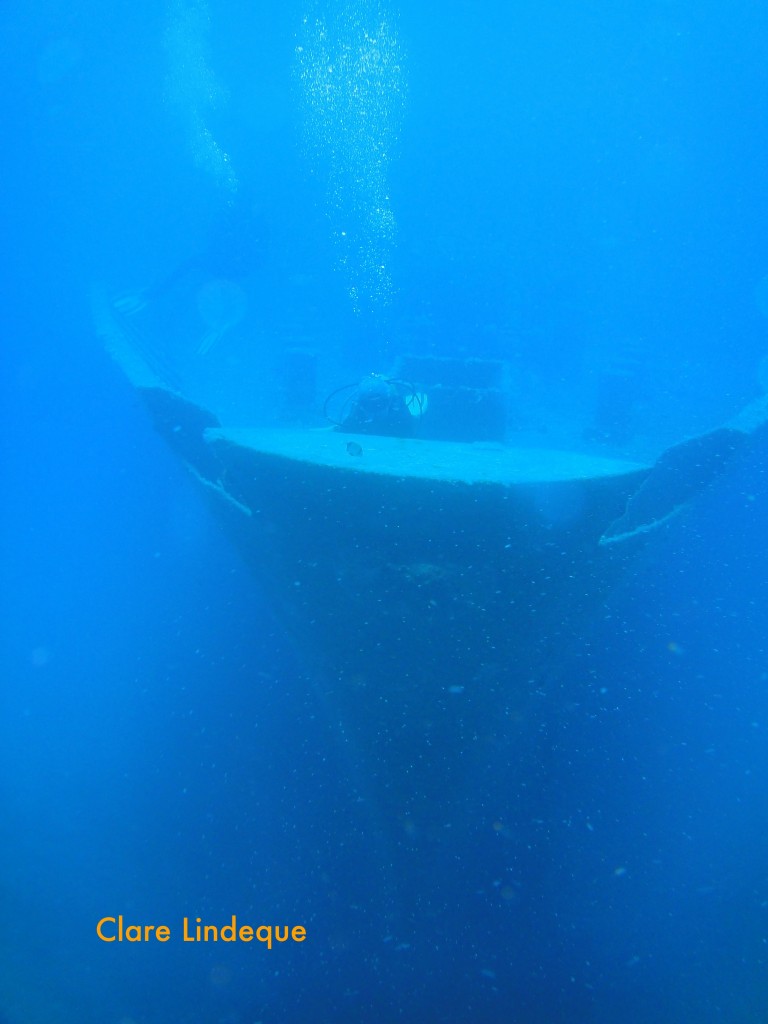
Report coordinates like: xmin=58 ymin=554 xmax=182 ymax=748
xmin=164 ymin=0 xmax=238 ymax=194
xmin=295 ymin=3 xmax=406 ymax=313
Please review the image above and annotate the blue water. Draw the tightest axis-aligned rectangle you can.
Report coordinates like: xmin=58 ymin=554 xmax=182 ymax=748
xmin=2 ymin=1 xmax=768 ymax=1021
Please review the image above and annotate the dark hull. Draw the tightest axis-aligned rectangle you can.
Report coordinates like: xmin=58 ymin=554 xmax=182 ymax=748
xmin=137 ymin=383 xmax=648 ymax=833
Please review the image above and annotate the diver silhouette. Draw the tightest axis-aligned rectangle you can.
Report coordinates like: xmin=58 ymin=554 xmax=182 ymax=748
xmin=113 ymin=198 xmax=269 ymax=354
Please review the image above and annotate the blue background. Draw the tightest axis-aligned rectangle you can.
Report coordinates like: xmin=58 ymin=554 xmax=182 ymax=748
xmin=2 ymin=1 xmax=768 ymax=1021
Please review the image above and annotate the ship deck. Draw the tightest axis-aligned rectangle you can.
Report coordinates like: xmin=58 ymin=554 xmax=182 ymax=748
xmin=205 ymin=426 xmax=647 ymax=486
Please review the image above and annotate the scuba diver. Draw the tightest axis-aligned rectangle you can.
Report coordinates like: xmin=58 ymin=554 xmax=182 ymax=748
xmin=113 ymin=196 xmax=269 ymax=354
xmin=326 ymin=373 xmax=425 ymax=438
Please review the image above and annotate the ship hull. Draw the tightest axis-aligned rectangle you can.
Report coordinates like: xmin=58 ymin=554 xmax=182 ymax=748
xmin=138 ymin=384 xmax=648 ymax=832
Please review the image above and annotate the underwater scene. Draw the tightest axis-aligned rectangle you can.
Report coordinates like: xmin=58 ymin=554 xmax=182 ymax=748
xmin=2 ymin=0 xmax=768 ymax=1021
